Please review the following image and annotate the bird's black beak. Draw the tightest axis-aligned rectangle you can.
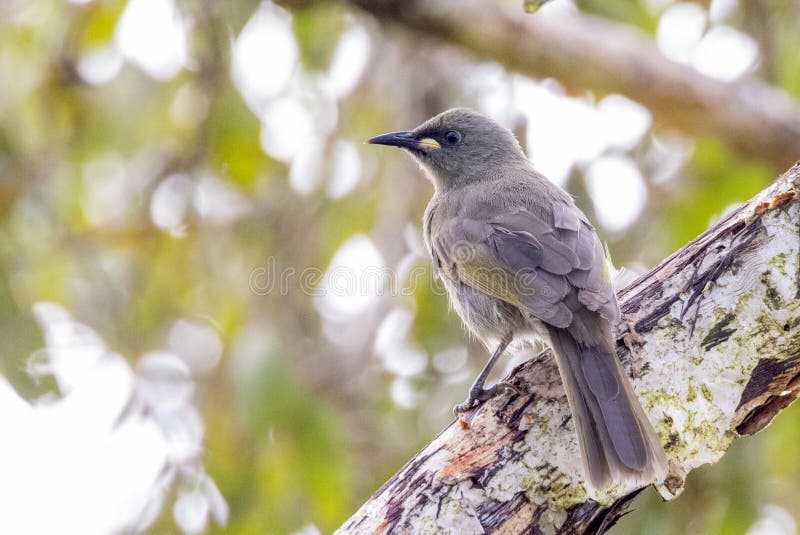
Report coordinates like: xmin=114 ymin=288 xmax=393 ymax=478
xmin=367 ymin=131 xmax=440 ymax=151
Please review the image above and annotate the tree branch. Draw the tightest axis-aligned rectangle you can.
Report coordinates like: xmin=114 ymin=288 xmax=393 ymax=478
xmin=279 ymin=0 xmax=800 ymax=169
xmin=337 ymin=164 xmax=800 ymax=533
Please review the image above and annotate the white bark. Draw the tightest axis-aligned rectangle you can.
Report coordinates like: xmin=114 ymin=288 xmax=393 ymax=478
xmin=338 ymin=164 xmax=800 ymax=534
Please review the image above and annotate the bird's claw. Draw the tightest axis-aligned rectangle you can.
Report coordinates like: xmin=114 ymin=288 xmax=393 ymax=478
xmin=453 ymin=398 xmax=480 ymax=415
xmin=453 ymin=382 xmax=519 ymax=416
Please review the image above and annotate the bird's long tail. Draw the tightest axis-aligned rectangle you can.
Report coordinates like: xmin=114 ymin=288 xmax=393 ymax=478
xmin=547 ymin=326 xmax=668 ymax=493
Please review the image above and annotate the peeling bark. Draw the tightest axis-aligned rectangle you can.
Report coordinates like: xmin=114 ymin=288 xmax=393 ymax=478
xmin=338 ymin=165 xmax=800 ymax=534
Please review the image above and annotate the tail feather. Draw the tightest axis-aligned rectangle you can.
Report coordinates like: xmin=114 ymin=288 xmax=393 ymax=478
xmin=548 ymin=326 xmax=668 ymax=492
xmin=582 ymin=346 xmax=648 ymax=470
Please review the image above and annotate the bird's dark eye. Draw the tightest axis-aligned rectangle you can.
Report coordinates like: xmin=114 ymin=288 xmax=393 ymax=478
xmin=444 ymin=130 xmax=462 ymax=144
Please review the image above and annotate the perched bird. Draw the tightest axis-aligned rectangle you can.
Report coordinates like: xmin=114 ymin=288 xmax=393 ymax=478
xmin=368 ymin=108 xmax=668 ymax=492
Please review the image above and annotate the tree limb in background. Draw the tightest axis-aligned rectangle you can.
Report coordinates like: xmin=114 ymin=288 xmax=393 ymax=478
xmin=278 ymin=0 xmax=800 ymax=169
xmin=335 ymin=164 xmax=800 ymax=533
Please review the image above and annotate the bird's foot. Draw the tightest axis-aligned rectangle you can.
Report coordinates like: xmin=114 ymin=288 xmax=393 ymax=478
xmin=453 ymin=381 xmax=520 ymax=416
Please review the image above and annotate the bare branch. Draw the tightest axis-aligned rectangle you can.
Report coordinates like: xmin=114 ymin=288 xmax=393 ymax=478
xmin=336 ymin=163 xmax=800 ymax=533
xmin=278 ymin=0 xmax=800 ymax=169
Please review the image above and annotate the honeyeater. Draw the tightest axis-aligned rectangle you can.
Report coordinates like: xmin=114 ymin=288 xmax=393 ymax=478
xmin=368 ymin=108 xmax=667 ymax=492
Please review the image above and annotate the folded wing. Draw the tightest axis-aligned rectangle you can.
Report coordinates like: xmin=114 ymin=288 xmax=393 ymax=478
xmin=430 ymin=201 xmax=619 ymax=329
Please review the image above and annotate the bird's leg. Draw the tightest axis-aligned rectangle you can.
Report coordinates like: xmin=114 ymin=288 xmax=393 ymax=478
xmin=454 ymin=333 xmax=515 ymax=415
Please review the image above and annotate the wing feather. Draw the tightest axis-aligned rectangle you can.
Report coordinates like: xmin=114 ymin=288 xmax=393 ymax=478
xmin=430 ymin=200 xmax=619 ymax=329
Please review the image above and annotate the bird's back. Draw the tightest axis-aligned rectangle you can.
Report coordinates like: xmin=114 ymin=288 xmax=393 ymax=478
xmin=424 ymin=168 xmax=619 ymax=335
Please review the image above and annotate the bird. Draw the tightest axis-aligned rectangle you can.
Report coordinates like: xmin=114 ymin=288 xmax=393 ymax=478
xmin=368 ymin=108 xmax=668 ymax=493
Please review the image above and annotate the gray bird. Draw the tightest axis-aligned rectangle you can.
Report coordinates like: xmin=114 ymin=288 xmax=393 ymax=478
xmin=368 ymin=108 xmax=668 ymax=492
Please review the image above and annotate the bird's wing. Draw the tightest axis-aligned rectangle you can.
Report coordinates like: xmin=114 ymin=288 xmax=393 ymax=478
xmin=431 ymin=201 xmax=619 ymax=329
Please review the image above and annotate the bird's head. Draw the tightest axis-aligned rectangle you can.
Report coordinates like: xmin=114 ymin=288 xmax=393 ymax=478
xmin=368 ymin=108 xmax=526 ymax=190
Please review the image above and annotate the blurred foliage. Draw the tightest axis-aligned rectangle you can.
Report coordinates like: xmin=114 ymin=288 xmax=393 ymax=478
xmin=0 ymin=0 xmax=799 ymax=534
xmin=575 ymin=0 xmax=660 ymax=32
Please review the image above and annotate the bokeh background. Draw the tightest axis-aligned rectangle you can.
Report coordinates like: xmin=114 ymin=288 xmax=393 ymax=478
xmin=0 ymin=0 xmax=799 ymax=533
